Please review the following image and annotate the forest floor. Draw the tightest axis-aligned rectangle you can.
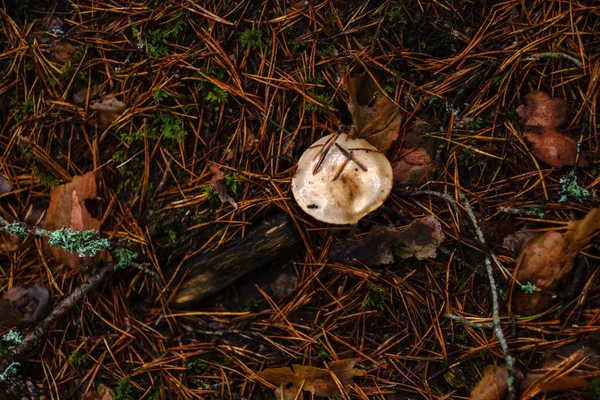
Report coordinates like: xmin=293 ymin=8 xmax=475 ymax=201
xmin=1 ymin=0 xmax=600 ymax=399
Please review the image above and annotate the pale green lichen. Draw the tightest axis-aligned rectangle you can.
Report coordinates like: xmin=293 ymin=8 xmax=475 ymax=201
xmin=113 ymin=247 xmax=138 ymax=270
xmin=48 ymin=227 xmax=111 ymax=257
xmin=2 ymin=330 xmax=23 ymax=345
xmin=6 ymin=222 xmax=29 ymax=236
xmin=0 ymin=362 xmax=20 ymax=383
xmin=559 ymin=172 xmax=592 ymax=203
xmin=521 ymin=282 xmax=537 ymax=294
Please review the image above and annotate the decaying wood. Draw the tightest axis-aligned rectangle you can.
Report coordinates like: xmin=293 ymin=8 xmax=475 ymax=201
xmin=170 ymin=213 xmax=301 ymax=307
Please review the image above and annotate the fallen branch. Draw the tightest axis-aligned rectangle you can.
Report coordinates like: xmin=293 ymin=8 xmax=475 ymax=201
xmin=0 ymin=217 xmax=139 ymax=381
xmin=0 ymin=263 xmax=114 ymax=379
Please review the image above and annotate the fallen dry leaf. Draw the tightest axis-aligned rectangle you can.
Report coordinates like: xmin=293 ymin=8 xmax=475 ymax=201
xmin=329 ymin=225 xmax=398 ymax=266
xmin=209 ymin=165 xmax=238 ymax=211
xmin=343 ymin=74 xmax=401 ymax=151
xmin=394 ymin=216 xmax=445 ymax=260
xmin=520 ymin=335 xmax=600 ymax=398
xmin=517 ymin=91 xmax=588 ymax=168
xmin=83 ymin=384 xmax=115 ymax=400
xmin=392 ymin=147 xmax=435 ymax=185
xmin=47 ymin=15 xmax=64 ymax=34
xmin=502 ymin=225 xmax=540 ymax=254
xmin=43 ymin=172 xmax=105 ymax=269
xmin=50 ymin=42 xmax=77 ymax=63
xmin=90 ymin=94 xmax=126 ymax=127
xmin=0 ymin=233 xmax=20 ymax=254
xmin=1 ymin=285 xmax=50 ymax=327
xmin=513 ymin=208 xmax=600 ymax=315
xmin=392 ymin=120 xmax=436 ymax=186
xmin=0 ymin=175 xmax=12 ymax=194
xmin=0 ymin=299 xmax=23 ymax=328
xmin=516 ymin=92 xmax=568 ymax=128
xmin=329 ymin=217 xmax=445 ymax=266
xmin=480 ymin=217 xmax=517 ymax=250
xmin=257 ymin=359 xmax=366 ymax=400
xmin=471 ymin=365 xmax=524 ymax=400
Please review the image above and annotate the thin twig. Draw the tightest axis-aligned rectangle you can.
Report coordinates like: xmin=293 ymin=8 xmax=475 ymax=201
xmin=413 ymin=190 xmax=517 ymax=400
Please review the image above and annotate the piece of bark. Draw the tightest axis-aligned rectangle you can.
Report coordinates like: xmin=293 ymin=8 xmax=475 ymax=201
xmin=170 ymin=213 xmax=301 ymax=307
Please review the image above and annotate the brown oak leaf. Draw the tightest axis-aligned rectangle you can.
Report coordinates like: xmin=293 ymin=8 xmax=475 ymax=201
xmin=43 ymin=172 xmax=105 ymax=269
xmin=513 ymin=208 xmax=600 ymax=315
xmin=209 ymin=165 xmax=238 ymax=211
xmin=90 ymin=94 xmax=126 ymax=127
xmin=343 ymin=74 xmax=401 ymax=151
xmin=257 ymin=359 xmax=366 ymax=400
xmin=470 ymin=365 xmax=524 ymax=400
xmin=517 ymin=91 xmax=588 ymax=168
xmin=391 ymin=120 xmax=436 ymax=186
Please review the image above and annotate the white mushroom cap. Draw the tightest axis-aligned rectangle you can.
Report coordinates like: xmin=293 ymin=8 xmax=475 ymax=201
xmin=292 ymin=133 xmax=393 ymax=224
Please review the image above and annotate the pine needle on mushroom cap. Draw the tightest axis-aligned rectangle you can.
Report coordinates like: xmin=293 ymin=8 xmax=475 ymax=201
xmin=292 ymin=133 xmax=393 ymax=224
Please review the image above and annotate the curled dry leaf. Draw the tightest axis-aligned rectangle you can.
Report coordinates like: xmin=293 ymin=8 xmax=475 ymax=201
xmin=513 ymin=208 xmax=600 ymax=315
xmin=517 ymin=91 xmax=588 ymax=168
xmin=329 ymin=217 xmax=444 ymax=266
xmin=392 ymin=148 xmax=435 ymax=185
xmin=470 ymin=365 xmax=524 ymax=400
xmin=480 ymin=217 xmax=517 ymax=249
xmin=90 ymin=94 xmax=126 ymax=127
xmin=395 ymin=216 xmax=445 ymax=260
xmin=209 ymin=165 xmax=238 ymax=211
xmin=1 ymin=285 xmax=50 ymax=327
xmin=329 ymin=225 xmax=398 ymax=266
xmin=43 ymin=172 xmax=105 ymax=269
xmin=392 ymin=120 xmax=436 ymax=186
xmin=257 ymin=359 xmax=366 ymax=400
xmin=343 ymin=74 xmax=401 ymax=151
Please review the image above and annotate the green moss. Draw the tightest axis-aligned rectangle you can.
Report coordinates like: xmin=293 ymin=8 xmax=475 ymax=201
xmin=204 ymin=87 xmax=229 ymax=105
xmin=114 ymin=377 xmax=135 ymax=400
xmin=150 ymin=113 xmax=187 ymax=143
xmin=225 ymin=173 xmax=241 ymax=196
xmin=587 ymin=377 xmax=600 ymax=399
xmin=320 ymin=44 xmax=334 ymax=56
xmin=457 ymin=148 xmax=476 ymax=168
xmin=467 ymin=115 xmax=487 ymax=130
xmin=152 ymin=88 xmax=171 ymax=104
xmin=239 ymin=28 xmax=266 ymax=50
xmin=147 ymin=15 xmax=187 ymax=57
xmin=68 ymin=349 xmax=90 ymax=368
xmin=30 ymin=164 xmax=62 ymax=188
xmin=387 ymin=6 xmax=407 ymax=27
xmin=188 ymin=360 xmax=207 ymax=374
xmin=362 ymin=283 xmax=388 ymax=310
xmin=305 ymin=93 xmax=333 ymax=113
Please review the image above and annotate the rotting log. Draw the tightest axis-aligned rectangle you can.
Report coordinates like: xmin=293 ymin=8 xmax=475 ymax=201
xmin=170 ymin=212 xmax=301 ymax=307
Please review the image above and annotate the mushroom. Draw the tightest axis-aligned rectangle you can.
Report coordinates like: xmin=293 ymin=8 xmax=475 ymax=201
xmin=292 ymin=133 xmax=393 ymax=224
